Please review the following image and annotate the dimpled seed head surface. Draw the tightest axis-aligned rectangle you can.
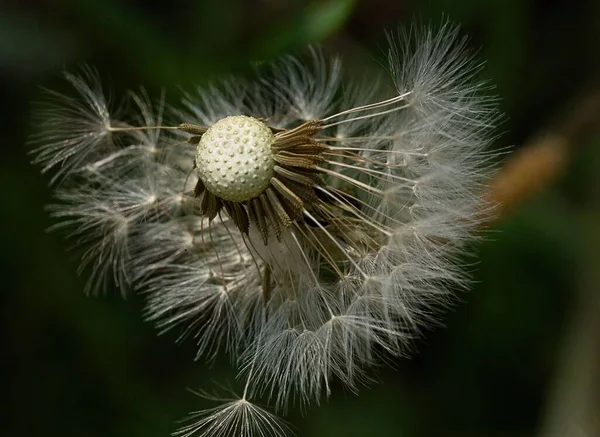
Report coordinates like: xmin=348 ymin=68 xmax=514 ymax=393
xmin=195 ymin=115 xmax=275 ymax=202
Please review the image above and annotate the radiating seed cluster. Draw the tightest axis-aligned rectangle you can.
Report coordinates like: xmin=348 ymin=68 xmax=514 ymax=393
xmin=30 ymin=22 xmax=500 ymax=437
xmin=195 ymin=115 xmax=275 ymax=202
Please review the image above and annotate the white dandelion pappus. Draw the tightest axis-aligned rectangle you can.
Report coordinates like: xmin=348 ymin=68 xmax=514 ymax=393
xmin=31 ymin=21 xmax=499 ymax=437
xmin=175 ymin=391 xmax=292 ymax=437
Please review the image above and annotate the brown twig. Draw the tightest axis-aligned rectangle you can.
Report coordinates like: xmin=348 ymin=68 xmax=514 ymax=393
xmin=485 ymin=84 xmax=600 ymax=220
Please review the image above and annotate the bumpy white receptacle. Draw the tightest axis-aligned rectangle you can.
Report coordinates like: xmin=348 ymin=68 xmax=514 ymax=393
xmin=195 ymin=115 xmax=275 ymax=202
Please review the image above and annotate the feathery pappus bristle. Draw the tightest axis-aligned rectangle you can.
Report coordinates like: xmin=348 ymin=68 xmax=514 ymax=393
xmin=30 ymin=21 xmax=501 ymax=437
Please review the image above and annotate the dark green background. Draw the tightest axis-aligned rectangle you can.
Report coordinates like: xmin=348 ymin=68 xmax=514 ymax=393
xmin=2 ymin=1 xmax=599 ymax=436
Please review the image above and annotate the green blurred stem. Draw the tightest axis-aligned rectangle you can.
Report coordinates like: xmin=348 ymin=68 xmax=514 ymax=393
xmin=537 ymin=184 xmax=600 ymax=437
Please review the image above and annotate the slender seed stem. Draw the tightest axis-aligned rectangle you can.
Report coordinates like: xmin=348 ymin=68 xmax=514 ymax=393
xmin=107 ymin=125 xmax=179 ymax=132
xmin=319 ymin=92 xmax=412 ymax=122
xmin=321 ymin=103 xmax=411 ymax=129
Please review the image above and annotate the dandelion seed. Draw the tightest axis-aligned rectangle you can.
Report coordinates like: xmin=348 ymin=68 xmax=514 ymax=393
xmin=30 ymin=66 xmax=115 ymax=184
xmin=176 ymin=392 xmax=291 ymax=437
xmin=31 ymin=21 xmax=500 ymax=437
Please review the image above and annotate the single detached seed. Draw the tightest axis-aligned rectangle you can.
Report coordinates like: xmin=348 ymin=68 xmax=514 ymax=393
xmin=195 ymin=115 xmax=275 ymax=202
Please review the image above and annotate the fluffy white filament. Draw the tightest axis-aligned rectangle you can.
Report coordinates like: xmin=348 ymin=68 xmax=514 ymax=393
xmin=31 ymin=22 xmax=499 ymax=437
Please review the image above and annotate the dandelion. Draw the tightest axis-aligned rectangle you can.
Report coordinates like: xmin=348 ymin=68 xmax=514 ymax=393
xmin=31 ymin=21 xmax=499 ymax=437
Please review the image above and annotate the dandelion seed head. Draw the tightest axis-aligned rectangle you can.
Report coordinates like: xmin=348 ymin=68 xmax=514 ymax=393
xmin=31 ymin=20 xmax=502 ymax=437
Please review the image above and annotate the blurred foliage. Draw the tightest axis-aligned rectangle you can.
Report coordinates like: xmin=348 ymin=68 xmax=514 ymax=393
xmin=1 ymin=1 xmax=599 ymax=436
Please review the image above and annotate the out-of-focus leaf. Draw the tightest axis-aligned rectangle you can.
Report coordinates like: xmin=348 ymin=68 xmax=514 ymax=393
xmin=252 ymin=0 xmax=357 ymax=58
